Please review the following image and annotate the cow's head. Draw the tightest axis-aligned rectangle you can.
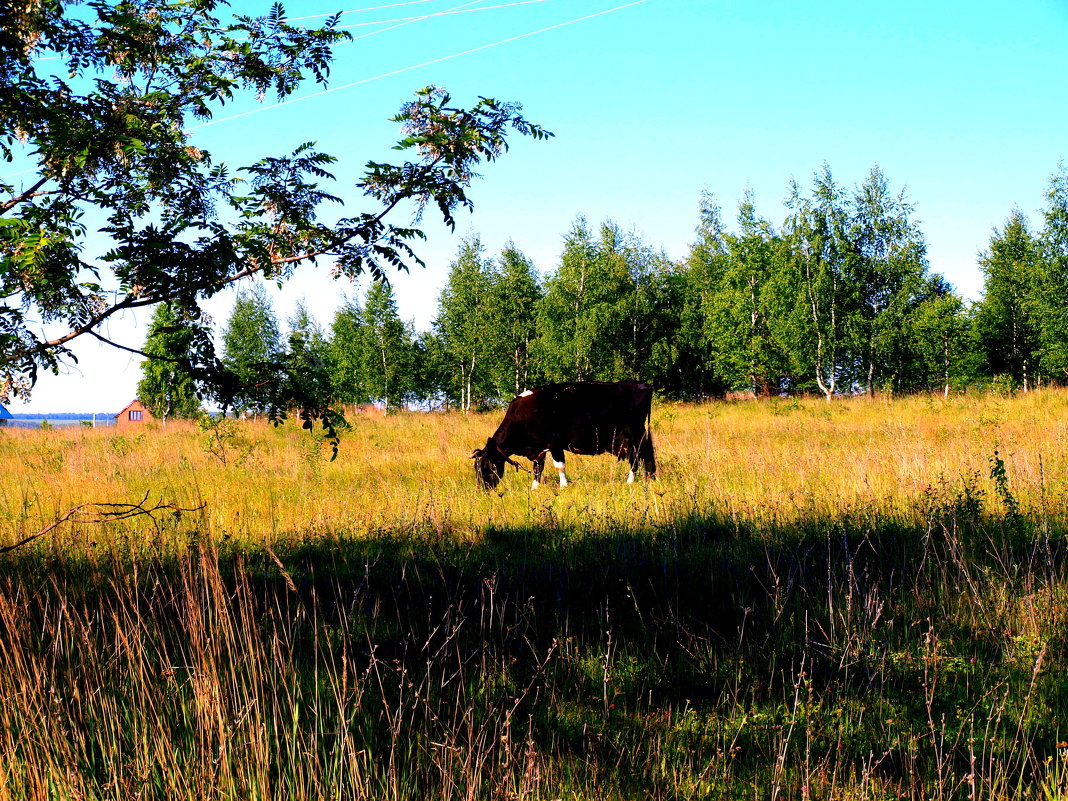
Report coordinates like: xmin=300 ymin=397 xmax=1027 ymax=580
xmin=470 ymin=437 xmax=506 ymax=489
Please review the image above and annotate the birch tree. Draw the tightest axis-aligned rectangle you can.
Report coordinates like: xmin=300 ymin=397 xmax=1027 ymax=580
xmin=283 ymin=300 xmax=332 ymax=414
xmin=487 ymin=244 xmax=542 ymax=398
xmin=972 ymin=211 xmax=1041 ymax=389
xmin=136 ymin=303 xmax=202 ymax=422
xmin=783 ymin=165 xmax=855 ymax=400
xmin=534 ymin=219 xmax=632 ymax=382
xmin=1036 ymin=165 xmax=1068 ymax=379
xmin=849 ymin=166 xmax=930 ymax=394
xmin=704 ymin=191 xmax=791 ymax=395
xmin=327 ymin=298 xmax=369 ymax=406
xmin=358 ymin=280 xmax=413 ymax=411
xmin=911 ymin=289 xmax=970 ymax=397
xmin=221 ymin=284 xmax=281 ymax=413
xmin=434 ymin=237 xmax=496 ymax=412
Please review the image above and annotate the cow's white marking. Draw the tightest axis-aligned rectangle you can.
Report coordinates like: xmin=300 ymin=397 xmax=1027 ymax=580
xmin=519 ymin=389 xmax=533 ymax=397
xmin=552 ymin=458 xmax=569 ymax=487
xmin=531 ymin=479 xmax=539 ymax=489
xmin=627 ymin=469 xmax=635 ymax=483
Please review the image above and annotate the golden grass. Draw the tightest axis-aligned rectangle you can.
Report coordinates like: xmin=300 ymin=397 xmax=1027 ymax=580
xmin=2 ymin=390 xmax=1068 ymax=800
xmin=3 ymin=389 xmax=1067 ymax=550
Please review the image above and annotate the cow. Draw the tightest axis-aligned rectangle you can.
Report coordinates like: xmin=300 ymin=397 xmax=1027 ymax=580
xmin=469 ymin=381 xmax=657 ymax=490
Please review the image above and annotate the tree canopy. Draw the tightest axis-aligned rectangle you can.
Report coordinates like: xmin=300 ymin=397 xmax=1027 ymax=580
xmin=136 ymin=302 xmax=201 ymax=422
xmin=130 ymin=162 xmax=1068 ymax=417
xmin=0 ymin=0 xmax=551 ymax=430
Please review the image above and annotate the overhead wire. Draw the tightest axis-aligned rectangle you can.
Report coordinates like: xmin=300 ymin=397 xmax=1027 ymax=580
xmin=285 ymin=0 xmax=445 ymax=22
xmin=336 ymin=0 xmax=553 ymax=31
xmin=5 ymin=0 xmax=653 ymax=177
xmin=27 ymin=0 xmax=490 ymax=61
xmin=191 ymin=0 xmax=653 ymax=130
xmin=3 ymin=0 xmax=493 ymax=180
xmin=345 ymin=0 xmax=514 ymax=42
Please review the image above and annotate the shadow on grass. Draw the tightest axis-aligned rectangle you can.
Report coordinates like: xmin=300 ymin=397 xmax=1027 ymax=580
xmin=1 ymin=506 xmax=1066 ymax=798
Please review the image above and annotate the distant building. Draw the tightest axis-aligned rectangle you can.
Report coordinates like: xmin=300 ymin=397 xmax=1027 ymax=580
xmin=0 ymin=402 xmax=11 ymax=427
xmin=115 ymin=399 xmax=155 ymax=428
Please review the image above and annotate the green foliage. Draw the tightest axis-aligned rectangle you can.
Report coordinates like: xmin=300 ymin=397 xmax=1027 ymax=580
xmin=972 ymin=210 xmax=1043 ymax=388
xmin=990 ymin=449 xmax=1023 ymax=527
xmin=847 ymin=165 xmax=932 ymax=394
xmin=910 ymin=289 xmax=974 ymax=395
xmin=1036 ymin=165 xmax=1068 ymax=378
xmin=198 ymin=414 xmax=254 ymax=466
xmin=669 ymin=192 xmax=732 ymax=397
xmin=535 ymin=219 xmax=663 ymax=384
xmin=328 ymin=282 xmax=419 ymax=410
xmin=309 ymin=160 xmax=1068 ymax=407
xmin=702 ymin=191 xmax=793 ymax=395
xmin=360 ymin=281 xmax=416 ymax=410
xmin=672 ymin=164 xmax=967 ymax=399
xmin=0 ymin=2 xmax=550 ymax=421
xmin=327 ymin=298 xmax=370 ymax=406
xmin=281 ymin=298 xmax=334 ymax=412
xmin=485 ymin=243 xmax=543 ymax=398
xmin=137 ymin=303 xmax=202 ymax=421
xmin=782 ymin=165 xmax=857 ymax=399
xmin=433 ymin=236 xmax=498 ymax=411
xmin=220 ymin=284 xmax=281 ymax=414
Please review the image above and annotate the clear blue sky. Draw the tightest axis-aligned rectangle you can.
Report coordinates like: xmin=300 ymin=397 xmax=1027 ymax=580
xmin=8 ymin=0 xmax=1068 ymax=412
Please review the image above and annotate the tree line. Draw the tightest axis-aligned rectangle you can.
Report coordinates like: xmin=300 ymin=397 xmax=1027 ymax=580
xmin=138 ymin=163 xmax=1068 ymax=418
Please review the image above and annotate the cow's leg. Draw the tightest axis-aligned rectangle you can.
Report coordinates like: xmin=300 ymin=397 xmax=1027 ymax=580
xmin=550 ymin=447 xmax=569 ymax=487
xmin=639 ymin=431 xmax=657 ymax=479
xmin=625 ymin=443 xmax=639 ymax=483
xmin=531 ymin=453 xmax=546 ymax=490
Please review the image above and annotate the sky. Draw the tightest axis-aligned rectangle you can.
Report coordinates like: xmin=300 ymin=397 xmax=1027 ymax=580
xmin=6 ymin=0 xmax=1068 ymax=413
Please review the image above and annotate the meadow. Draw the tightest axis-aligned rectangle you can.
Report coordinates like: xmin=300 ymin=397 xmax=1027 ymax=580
xmin=1 ymin=390 xmax=1067 ymax=800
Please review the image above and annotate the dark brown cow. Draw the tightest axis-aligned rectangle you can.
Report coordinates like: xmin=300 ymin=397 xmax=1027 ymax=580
xmin=469 ymin=381 xmax=657 ymax=489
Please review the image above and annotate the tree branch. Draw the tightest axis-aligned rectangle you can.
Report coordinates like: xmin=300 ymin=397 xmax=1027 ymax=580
xmin=0 ymin=492 xmax=206 ymax=555
xmin=88 ymin=329 xmax=183 ymax=363
xmin=37 ymin=186 xmax=422 ymax=354
xmin=1 ymin=175 xmax=51 ymax=215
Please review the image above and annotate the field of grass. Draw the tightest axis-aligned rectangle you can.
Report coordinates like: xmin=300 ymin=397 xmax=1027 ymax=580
xmin=1 ymin=390 xmax=1067 ymax=800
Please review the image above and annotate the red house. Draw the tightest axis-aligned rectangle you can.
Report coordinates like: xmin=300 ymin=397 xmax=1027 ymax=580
xmin=115 ymin=399 xmax=155 ymax=428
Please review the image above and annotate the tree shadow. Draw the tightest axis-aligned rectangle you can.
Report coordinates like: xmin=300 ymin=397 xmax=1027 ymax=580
xmin=1 ymin=507 xmax=1065 ymax=793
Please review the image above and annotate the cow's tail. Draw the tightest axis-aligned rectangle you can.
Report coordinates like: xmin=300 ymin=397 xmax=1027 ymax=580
xmin=639 ymin=384 xmax=656 ymax=477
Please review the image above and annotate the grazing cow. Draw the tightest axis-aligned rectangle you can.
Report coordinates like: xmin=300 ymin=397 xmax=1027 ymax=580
xmin=469 ymin=381 xmax=657 ymax=490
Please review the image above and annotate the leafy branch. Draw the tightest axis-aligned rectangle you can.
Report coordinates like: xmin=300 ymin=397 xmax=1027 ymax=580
xmin=0 ymin=2 xmax=552 ymax=436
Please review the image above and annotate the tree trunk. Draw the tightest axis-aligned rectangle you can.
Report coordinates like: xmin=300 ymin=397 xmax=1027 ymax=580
xmin=943 ymin=334 xmax=951 ymax=399
xmin=381 ymin=346 xmax=389 ymax=411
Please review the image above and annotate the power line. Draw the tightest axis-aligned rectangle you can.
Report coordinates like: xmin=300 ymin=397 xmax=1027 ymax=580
xmin=346 ymin=0 xmax=505 ymax=42
xmin=191 ymin=0 xmax=653 ymax=130
xmin=286 ymin=0 xmax=444 ymax=22
xmin=30 ymin=0 xmax=550 ymax=60
xmin=5 ymin=0 xmax=653 ymax=178
xmin=28 ymin=0 xmax=489 ymax=61
xmin=337 ymin=0 xmax=552 ymax=30
xmin=3 ymin=0 xmax=491 ymax=180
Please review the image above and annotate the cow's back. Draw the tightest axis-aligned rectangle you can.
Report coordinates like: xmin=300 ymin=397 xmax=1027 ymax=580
xmin=538 ymin=381 xmax=651 ymax=455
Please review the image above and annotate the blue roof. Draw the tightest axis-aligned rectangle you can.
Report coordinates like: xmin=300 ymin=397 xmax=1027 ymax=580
xmin=0 ymin=403 xmax=11 ymax=420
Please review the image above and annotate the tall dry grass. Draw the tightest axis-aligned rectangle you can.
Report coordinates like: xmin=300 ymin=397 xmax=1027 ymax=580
xmin=5 ymin=390 xmax=1068 ymax=544
xmin=0 ymin=390 xmax=1067 ymax=799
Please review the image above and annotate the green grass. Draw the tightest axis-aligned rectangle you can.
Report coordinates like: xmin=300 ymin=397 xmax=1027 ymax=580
xmin=1 ymin=391 xmax=1067 ymax=799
